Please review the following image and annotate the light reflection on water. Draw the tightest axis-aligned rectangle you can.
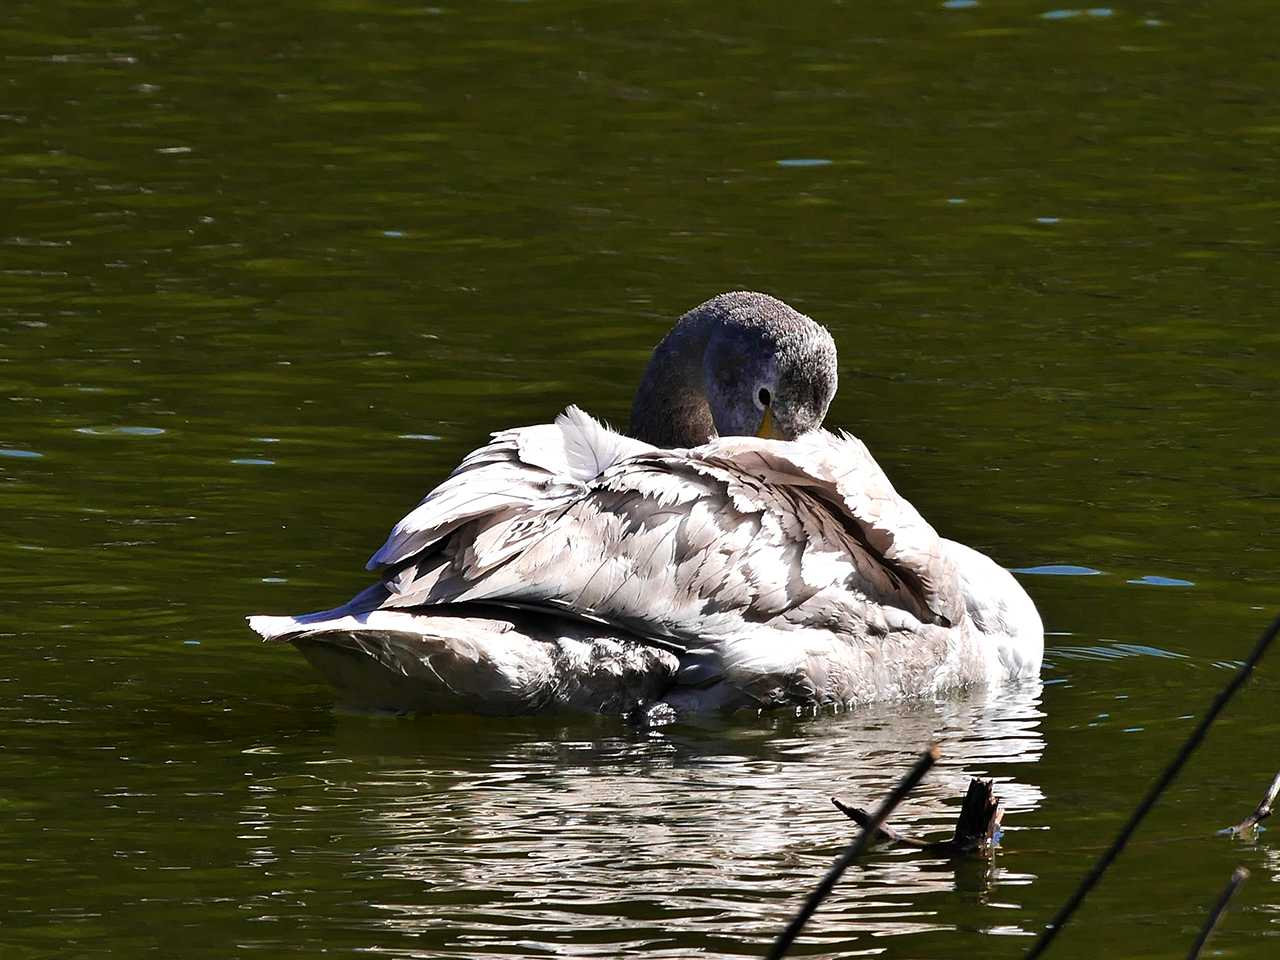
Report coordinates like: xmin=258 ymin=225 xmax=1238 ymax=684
xmin=232 ymin=682 xmax=1044 ymax=955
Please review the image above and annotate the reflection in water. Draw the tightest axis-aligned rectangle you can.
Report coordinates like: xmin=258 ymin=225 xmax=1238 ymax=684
xmin=240 ymin=681 xmax=1044 ymax=956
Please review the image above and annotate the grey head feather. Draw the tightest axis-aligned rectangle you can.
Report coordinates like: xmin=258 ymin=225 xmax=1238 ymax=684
xmin=629 ymin=291 xmax=838 ymax=448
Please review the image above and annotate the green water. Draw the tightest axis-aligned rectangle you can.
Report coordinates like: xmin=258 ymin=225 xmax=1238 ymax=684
xmin=4 ymin=1 xmax=1280 ymax=956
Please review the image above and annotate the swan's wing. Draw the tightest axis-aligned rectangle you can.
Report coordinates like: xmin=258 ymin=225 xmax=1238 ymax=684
xmin=361 ymin=409 xmax=963 ymax=657
xmin=367 ymin=405 xmax=653 ymax=572
xmin=698 ymin=430 xmax=966 ymax=629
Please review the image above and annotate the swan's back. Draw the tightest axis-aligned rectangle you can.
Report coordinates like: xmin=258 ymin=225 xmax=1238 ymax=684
xmin=254 ymin=407 xmax=1041 ymax=710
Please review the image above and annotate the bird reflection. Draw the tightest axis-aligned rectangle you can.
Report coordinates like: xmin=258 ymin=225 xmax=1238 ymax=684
xmin=243 ymin=680 xmax=1045 ymax=957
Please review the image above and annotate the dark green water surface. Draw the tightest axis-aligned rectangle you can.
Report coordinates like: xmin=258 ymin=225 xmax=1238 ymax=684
xmin=4 ymin=1 xmax=1280 ymax=957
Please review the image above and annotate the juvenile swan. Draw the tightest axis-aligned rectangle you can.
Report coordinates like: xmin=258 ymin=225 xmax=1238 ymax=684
xmin=248 ymin=292 xmax=1043 ymax=715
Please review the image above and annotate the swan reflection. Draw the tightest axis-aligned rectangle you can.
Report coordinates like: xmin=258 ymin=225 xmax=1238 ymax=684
xmin=245 ymin=680 xmax=1045 ymax=957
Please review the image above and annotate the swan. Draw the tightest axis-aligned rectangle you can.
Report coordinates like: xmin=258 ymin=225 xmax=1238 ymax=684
xmin=248 ymin=291 xmax=1043 ymax=716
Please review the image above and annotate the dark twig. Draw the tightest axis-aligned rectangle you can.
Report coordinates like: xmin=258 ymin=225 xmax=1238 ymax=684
xmin=831 ymin=797 xmax=934 ymax=849
xmin=1186 ymin=867 xmax=1248 ymax=960
xmin=1025 ymin=611 xmax=1280 ymax=960
xmin=1222 ymin=770 xmax=1280 ymax=837
xmin=766 ymin=744 xmax=940 ymax=960
xmin=832 ymin=778 xmax=1003 ymax=858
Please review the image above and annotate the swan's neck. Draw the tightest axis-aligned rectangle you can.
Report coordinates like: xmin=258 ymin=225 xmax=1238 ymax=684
xmin=629 ymin=315 xmax=717 ymax=447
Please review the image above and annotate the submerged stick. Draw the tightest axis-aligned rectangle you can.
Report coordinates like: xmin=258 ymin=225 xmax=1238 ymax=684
xmin=1025 ymin=611 xmax=1280 ymax=960
xmin=1223 ymin=770 xmax=1280 ymax=837
xmin=766 ymin=744 xmax=940 ymax=960
xmin=832 ymin=778 xmax=1002 ymax=858
xmin=1186 ymin=867 xmax=1248 ymax=960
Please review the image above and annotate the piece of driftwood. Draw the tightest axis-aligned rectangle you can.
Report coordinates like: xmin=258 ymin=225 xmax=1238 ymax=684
xmin=1024 ymin=611 xmax=1280 ymax=960
xmin=1186 ymin=866 xmax=1248 ymax=960
xmin=831 ymin=777 xmax=1003 ymax=858
xmin=765 ymin=744 xmax=940 ymax=960
xmin=1222 ymin=770 xmax=1280 ymax=838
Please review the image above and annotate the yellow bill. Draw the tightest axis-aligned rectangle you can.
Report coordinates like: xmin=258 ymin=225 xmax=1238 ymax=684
xmin=756 ymin=406 xmax=781 ymax=439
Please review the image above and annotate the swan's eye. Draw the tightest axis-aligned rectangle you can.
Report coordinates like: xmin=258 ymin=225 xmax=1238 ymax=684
xmin=757 ymin=387 xmax=772 ymax=407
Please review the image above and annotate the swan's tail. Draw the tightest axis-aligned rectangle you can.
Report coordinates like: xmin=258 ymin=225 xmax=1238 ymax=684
xmin=247 ymin=605 xmax=679 ymax=716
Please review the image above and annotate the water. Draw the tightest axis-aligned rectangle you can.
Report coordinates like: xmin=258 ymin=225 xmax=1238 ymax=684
xmin=3 ymin=1 xmax=1279 ymax=956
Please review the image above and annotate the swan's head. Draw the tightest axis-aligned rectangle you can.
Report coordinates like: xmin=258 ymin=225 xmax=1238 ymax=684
xmin=700 ymin=292 xmax=838 ymax=441
xmin=630 ymin=291 xmax=838 ymax=447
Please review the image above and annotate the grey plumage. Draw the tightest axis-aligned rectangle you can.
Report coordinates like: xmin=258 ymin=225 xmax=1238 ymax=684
xmin=248 ymin=293 xmax=1042 ymax=716
xmin=288 ymin=607 xmax=679 ymax=715
xmin=629 ymin=291 xmax=837 ymax=446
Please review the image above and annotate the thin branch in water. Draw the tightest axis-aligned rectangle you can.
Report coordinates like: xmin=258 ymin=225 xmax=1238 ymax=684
xmin=1186 ymin=866 xmax=1248 ymax=960
xmin=765 ymin=744 xmax=940 ymax=960
xmin=832 ymin=797 xmax=936 ymax=849
xmin=832 ymin=778 xmax=1003 ymax=858
xmin=1221 ymin=770 xmax=1280 ymax=837
xmin=1024 ymin=611 xmax=1280 ymax=960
